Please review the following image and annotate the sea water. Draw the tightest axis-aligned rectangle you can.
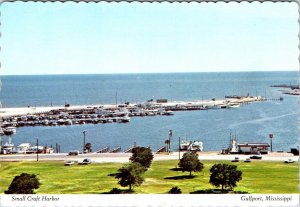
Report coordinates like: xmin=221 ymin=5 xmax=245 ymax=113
xmin=0 ymin=71 xmax=298 ymax=152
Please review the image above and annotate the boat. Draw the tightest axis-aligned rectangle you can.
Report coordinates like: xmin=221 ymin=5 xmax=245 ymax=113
xmin=17 ymin=143 xmax=31 ymax=153
xmin=228 ymin=103 xmax=240 ymax=108
xmin=180 ymin=139 xmax=203 ymax=151
xmin=65 ymin=119 xmax=72 ymax=125
xmin=1 ymin=137 xmax=15 ymax=154
xmin=3 ymin=127 xmax=17 ymax=135
xmin=26 ymin=146 xmax=46 ymax=154
xmin=159 ymin=108 xmax=174 ymax=116
xmin=179 ymin=140 xmax=190 ymax=150
xmin=117 ymin=116 xmax=130 ymax=123
xmin=188 ymin=141 xmax=204 ymax=151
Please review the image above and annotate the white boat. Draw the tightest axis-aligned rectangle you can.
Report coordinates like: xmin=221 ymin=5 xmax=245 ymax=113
xmin=179 ymin=140 xmax=190 ymax=150
xmin=188 ymin=141 xmax=203 ymax=151
xmin=159 ymin=108 xmax=174 ymax=116
xmin=228 ymin=103 xmax=240 ymax=108
xmin=20 ymin=116 xmax=28 ymax=121
xmin=17 ymin=143 xmax=31 ymax=154
xmin=65 ymin=119 xmax=72 ymax=125
xmin=1 ymin=137 xmax=15 ymax=154
xmin=180 ymin=139 xmax=203 ymax=151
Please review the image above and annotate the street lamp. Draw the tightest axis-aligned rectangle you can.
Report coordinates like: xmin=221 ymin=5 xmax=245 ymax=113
xmin=83 ymin=130 xmax=87 ymax=153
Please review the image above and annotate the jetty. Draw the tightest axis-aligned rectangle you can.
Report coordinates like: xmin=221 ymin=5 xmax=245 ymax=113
xmin=270 ymin=84 xmax=300 ymax=96
xmin=0 ymin=95 xmax=267 ymax=133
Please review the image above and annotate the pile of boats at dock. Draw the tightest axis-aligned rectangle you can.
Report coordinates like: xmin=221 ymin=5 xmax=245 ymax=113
xmin=0 ymin=95 xmax=266 ymax=133
xmin=0 ymin=137 xmax=54 ymax=155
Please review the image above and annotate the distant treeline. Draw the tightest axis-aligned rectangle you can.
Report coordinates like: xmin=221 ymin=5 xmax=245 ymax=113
xmin=270 ymin=84 xmax=299 ymax=90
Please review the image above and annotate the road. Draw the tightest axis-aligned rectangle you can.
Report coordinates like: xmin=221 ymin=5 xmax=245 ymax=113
xmin=0 ymin=151 xmax=298 ymax=163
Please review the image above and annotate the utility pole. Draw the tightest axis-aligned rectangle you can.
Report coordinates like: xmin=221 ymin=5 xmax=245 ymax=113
xmin=269 ymin=134 xmax=273 ymax=152
xmin=36 ymin=138 xmax=39 ymax=162
xmin=178 ymin=137 xmax=181 ymax=161
xmin=83 ymin=130 xmax=87 ymax=153
xmin=168 ymin=129 xmax=173 ymax=153
xmin=115 ymin=92 xmax=118 ymax=106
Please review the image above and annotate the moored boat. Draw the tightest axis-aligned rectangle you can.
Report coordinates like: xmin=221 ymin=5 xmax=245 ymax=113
xmin=3 ymin=127 xmax=17 ymax=135
xmin=180 ymin=139 xmax=203 ymax=151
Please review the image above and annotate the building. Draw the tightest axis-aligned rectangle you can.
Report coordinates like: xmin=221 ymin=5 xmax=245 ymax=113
xmin=227 ymin=138 xmax=270 ymax=154
xmin=237 ymin=143 xmax=270 ymax=154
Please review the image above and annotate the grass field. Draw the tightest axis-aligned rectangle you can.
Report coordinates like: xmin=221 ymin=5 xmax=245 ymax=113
xmin=0 ymin=160 xmax=298 ymax=194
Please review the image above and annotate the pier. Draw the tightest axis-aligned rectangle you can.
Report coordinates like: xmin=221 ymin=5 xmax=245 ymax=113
xmin=0 ymin=95 xmax=267 ymax=132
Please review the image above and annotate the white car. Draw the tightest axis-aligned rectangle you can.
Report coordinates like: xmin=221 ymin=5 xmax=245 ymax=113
xmin=232 ymin=157 xmax=239 ymax=162
xmin=244 ymin=158 xmax=251 ymax=163
xmin=284 ymin=159 xmax=295 ymax=163
xmin=78 ymin=158 xmax=92 ymax=165
xmin=64 ymin=161 xmax=75 ymax=166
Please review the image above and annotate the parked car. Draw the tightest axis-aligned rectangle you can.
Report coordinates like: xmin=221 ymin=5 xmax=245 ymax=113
xmin=250 ymin=155 xmax=262 ymax=159
xmin=64 ymin=161 xmax=75 ymax=166
xmin=68 ymin=150 xmax=79 ymax=156
xmin=79 ymin=158 xmax=92 ymax=165
xmin=232 ymin=157 xmax=239 ymax=162
xmin=284 ymin=159 xmax=295 ymax=163
xmin=244 ymin=158 xmax=251 ymax=163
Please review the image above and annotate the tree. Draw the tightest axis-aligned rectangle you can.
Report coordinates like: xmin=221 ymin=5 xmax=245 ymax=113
xmin=209 ymin=163 xmax=242 ymax=192
xmin=114 ymin=162 xmax=145 ymax=190
xmin=5 ymin=173 xmax=40 ymax=194
xmin=168 ymin=186 xmax=182 ymax=194
xmin=178 ymin=152 xmax=204 ymax=176
xmin=130 ymin=147 xmax=154 ymax=169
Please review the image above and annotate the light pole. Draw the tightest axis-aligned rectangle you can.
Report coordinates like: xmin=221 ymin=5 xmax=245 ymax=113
xmin=178 ymin=137 xmax=181 ymax=161
xmin=169 ymin=130 xmax=173 ymax=153
xmin=36 ymin=138 xmax=39 ymax=162
xmin=83 ymin=130 xmax=87 ymax=153
xmin=269 ymin=134 xmax=273 ymax=152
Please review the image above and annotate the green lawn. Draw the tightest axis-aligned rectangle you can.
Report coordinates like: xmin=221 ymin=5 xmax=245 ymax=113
xmin=0 ymin=160 xmax=298 ymax=194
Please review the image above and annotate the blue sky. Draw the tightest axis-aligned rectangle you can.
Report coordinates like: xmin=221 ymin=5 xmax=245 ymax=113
xmin=0 ymin=2 xmax=298 ymax=75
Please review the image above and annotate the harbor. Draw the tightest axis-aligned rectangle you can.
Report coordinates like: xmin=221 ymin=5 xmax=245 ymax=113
xmin=0 ymin=93 xmax=296 ymax=155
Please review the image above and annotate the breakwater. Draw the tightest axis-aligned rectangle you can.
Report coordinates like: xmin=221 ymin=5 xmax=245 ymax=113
xmin=0 ymin=96 xmax=266 ymax=133
xmin=270 ymin=84 xmax=300 ymax=96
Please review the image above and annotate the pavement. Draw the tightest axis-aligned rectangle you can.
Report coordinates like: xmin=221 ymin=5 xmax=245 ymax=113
xmin=0 ymin=151 xmax=298 ymax=163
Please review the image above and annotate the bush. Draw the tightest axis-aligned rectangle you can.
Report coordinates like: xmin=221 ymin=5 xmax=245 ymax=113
xmin=168 ymin=186 xmax=182 ymax=194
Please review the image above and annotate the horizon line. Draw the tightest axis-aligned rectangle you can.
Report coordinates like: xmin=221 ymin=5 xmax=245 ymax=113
xmin=1 ymin=70 xmax=298 ymax=76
